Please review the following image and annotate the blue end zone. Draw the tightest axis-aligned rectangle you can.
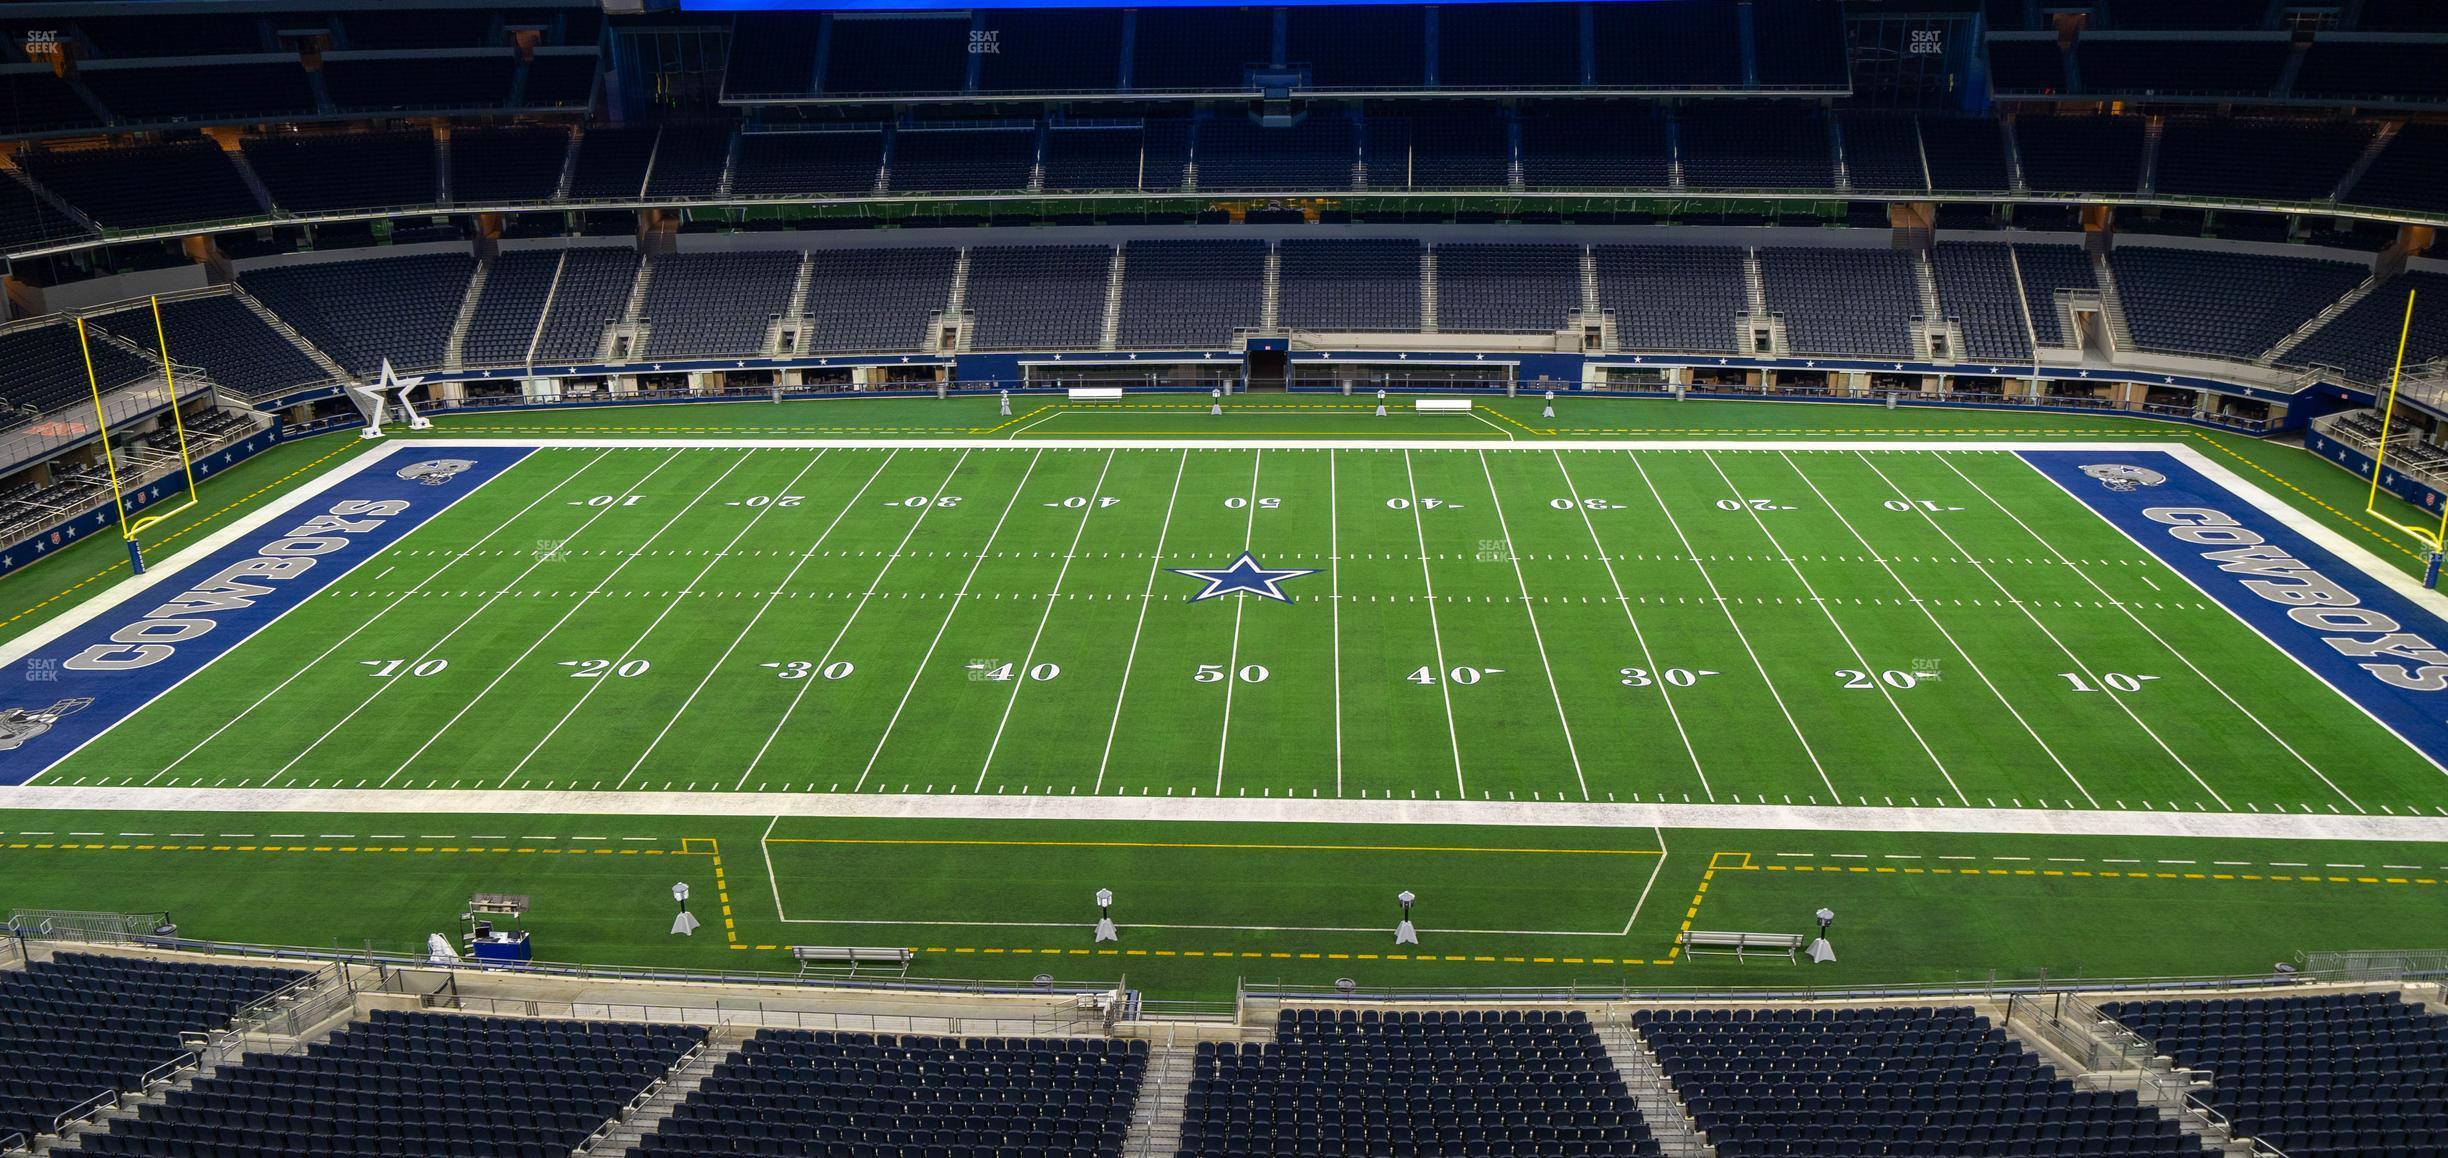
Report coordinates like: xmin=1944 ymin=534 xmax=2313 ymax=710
xmin=0 ymin=446 xmax=532 ymax=783
xmin=2021 ymin=449 xmax=2448 ymax=773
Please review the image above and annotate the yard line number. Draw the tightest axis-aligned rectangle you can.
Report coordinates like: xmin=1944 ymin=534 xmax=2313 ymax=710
xmin=1195 ymin=663 xmax=1270 ymax=684
xmin=762 ymin=660 xmax=856 ymax=681
xmin=2060 ymin=671 xmax=2161 ymax=693
xmin=562 ymin=659 xmax=651 ymax=679
xmin=362 ymin=658 xmax=448 ymax=678
xmin=1838 ymin=668 xmax=1924 ymax=690
xmin=1409 ymin=665 xmax=1502 ymax=685
xmin=1620 ymin=667 xmax=1718 ymax=687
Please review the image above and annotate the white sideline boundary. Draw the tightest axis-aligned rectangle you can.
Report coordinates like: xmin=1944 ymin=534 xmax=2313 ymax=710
xmin=8 ymin=436 xmax=2448 ymax=846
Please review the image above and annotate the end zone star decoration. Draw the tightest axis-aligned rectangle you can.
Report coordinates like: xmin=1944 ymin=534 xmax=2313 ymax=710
xmin=1169 ymin=552 xmax=1319 ymax=603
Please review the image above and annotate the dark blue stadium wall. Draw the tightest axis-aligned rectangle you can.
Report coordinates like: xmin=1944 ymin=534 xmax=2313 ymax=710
xmin=0 ymin=424 xmax=280 ymax=583
xmin=2306 ymin=426 xmax=2448 ymax=516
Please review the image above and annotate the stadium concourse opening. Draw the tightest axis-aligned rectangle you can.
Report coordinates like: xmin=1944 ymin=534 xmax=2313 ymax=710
xmin=5 ymin=0 xmax=2448 ymax=1152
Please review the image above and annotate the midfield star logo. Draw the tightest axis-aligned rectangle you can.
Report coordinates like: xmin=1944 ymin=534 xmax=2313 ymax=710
xmin=1169 ymin=552 xmax=1318 ymax=604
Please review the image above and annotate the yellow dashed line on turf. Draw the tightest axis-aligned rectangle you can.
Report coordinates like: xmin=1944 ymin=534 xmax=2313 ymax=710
xmin=2189 ymin=432 xmax=2424 ymax=564
xmin=0 ymin=440 xmax=360 ymax=630
xmin=766 ymin=836 xmax=1662 ymax=856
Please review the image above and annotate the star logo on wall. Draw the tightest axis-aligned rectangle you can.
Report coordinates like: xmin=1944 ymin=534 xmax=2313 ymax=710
xmin=1169 ymin=552 xmax=1319 ymax=603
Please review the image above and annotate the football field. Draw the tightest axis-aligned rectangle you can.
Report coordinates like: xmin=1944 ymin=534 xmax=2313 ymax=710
xmin=16 ymin=438 xmax=2448 ymax=817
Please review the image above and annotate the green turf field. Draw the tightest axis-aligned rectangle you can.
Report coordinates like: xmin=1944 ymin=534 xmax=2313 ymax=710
xmin=29 ymin=440 xmax=2447 ymax=813
xmin=3 ymin=398 xmax=2445 ymax=1001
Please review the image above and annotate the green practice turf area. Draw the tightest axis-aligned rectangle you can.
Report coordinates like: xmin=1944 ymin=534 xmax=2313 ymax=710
xmin=37 ymin=441 xmax=2448 ymax=816
xmin=1 ymin=810 xmax=2442 ymax=999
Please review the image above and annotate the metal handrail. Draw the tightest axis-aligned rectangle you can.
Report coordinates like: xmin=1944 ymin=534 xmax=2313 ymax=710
xmin=574 ymin=1034 xmax=708 ymax=1154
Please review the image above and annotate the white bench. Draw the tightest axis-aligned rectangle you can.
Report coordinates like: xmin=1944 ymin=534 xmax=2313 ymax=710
xmin=1677 ymin=930 xmax=1807 ymax=962
xmin=791 ymin=945 xmax=915 ymax=977
xmin=1413 ymin=398 xmax=1473 ymax=412
xmin=1066 ymin=387 xmax=1125 ymax=401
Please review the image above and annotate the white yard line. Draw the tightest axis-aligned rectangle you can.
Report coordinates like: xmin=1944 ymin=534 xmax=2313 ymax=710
xmin=541 ymin=452 xmax=831 ymax=789
xmin=146 ymin=449 xmax=612 ymax=784
xmin=1476 ymin=450 xmax=1589 ymax=801
xmin=1552 ymin=450 xmax=1712 ymax=802
xmin=850 ymin=449 xmax=1047 ymax=792
xmin=1698 ymin=450 xmax=1969 ymax=806
xmin=1401 ymin=449 xmax=1469 ymax=799
xmin=1622 ymin=826 xmax=1669 ymax=936
xmin=1213 ymin=450 xmax=1264 ymax=795
xmin=1092 ymin=451 xmax=1190 ymax=795
xmin=1946 ymin=454 xmax=2354 ymax=810
xmin=1626 ymin=452 xmax=1839 ymax=801
xmin=738 ymin=450 xmax=974 ymax=787
xmin=1329 ymin=449 xmax=1345 ymax=798
xmin=624 ymin=451 xmax=898 ymax=779
xmin=21 ymin=781 xmax=2448 ymax=843
xmin=760 ymin=813 xmax=786 ymax=922
xmin=1467 ymin=410 xmax=1516 ymax=441
xmin=272 ymin=450 xmax=695 ymax=786
xmin=976 ymin=450 xmax=1119 ymax=790
xmin=1779 ymin=451 xmax=2100 ymax=808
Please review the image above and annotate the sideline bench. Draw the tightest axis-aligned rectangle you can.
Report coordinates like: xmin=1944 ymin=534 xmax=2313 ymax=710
xmin=1677 ymin=930 xmax=1806 ymax=962
xmin=791 ymin=945 xmax=915 ymax=978
xmin=1067 ymin=387 xmax=1125 ymax=401
xmin=1414 ymin=398 xmax=1473 ymax=412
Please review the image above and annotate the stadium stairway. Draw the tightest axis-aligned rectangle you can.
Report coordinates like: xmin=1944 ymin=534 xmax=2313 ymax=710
xmin=1999 ymin=996 xmax=2262 ymax=1157
xmin=1118 ymin=1035 xmax=1197 ymax=1156
xmin=442 ymin=260 xmax=491 ymax=371
xmin=231 ymin=286 xmax=350 ymax=386
xmin=1595 ymin=1013 xmax=1717 ymax=1158
xmin=2089 ymin=252 xmax=2140 ymax=353
xmin=573 ymin=1025 xmax=752 ymax=1158
xmin=2260 ymin=273 xmax=2380 ymax=367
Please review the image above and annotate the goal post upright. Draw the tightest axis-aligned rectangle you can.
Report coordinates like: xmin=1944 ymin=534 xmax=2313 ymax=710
xmin=73 ymin=316 xmax=141 ymax=572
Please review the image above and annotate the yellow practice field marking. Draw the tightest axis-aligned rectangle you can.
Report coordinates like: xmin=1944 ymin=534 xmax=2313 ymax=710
xmin=766 ymin=836 xmax=1664 ymax=856
xmin=0 ymin=440 xmax=361 ymax=630
xmin=2188 ymin=433 xmax=2426 ymax=564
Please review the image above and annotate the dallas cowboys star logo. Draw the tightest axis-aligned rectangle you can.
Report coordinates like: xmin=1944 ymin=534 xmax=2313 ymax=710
xmin=1169 ymin=552 xmax=1318 ymax=603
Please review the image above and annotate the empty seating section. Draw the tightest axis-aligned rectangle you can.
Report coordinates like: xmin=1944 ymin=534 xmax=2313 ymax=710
xmin=243 ymin=133 xmax=437 ymax=214
xmin=1117 ymin=240 xmax=1265 ymax=348
xmin=2009 ymin=245 xmax=2096 ymax=348
xmin=74 ymin=1009 xmax=704 ymax=1158
xmin=2106 ymin=248 xmax=2366 ymax=361
xmin=531 ymin=247 xmax=639 ymax=362
xmin=2349 ymin=124 xmax=2448 ymax=214
xmin=96 ymin=294 xmax=332 ymax=398
xmin=1984 ymin=39 xmax=2068 ymax=93
xmin=2100 ymin=993 xmax=2448 ymax=1158
xmin=1521 ymin=106 xmax=1672 ymax=190
xmin=1931 ymin=244 xmax=2035 ymax=362
xmin=1592 ymin=1 xmax=1743 ymax=88
xmin=0 ymin=952 xmax=306 ymax=1146
xmin=964 ymin=246 xmax=1111 ymax=351
xmin=724 ymin=12 xmax=823 ymax=97
xmin=0 ymin=177 xmax=95 ymax=251
xmin=976 ymin=11 xmax=1125 ymax=94
xmin=1195 ymin=115 xmax=1356 ymax=192
xmin=2155 ymin=119 xmax=2371 ymax=203
xmin=637 ymin=1029 xmax=1144 ymax=1157
xmin=522 ymin=54 xmax=603 ymax=111
xmin=823 ymin=16 xmax=967 ymax=97
xmin=78 ymin=62 xmax=315 ymax=123
xmin=1838 ymin=113 xmax=1927 ymax=193
xmin=1641 ymin=1006 xmax=2209 ymax=1158
xmin=2296 ymin=43 xmax=2448 ymax=102
xmin=2109 ymin=0 xmax=2267 ymax=28
xmin=1132 ymin=9 xmax=1271 ymax=92
xmin=323 ymin=54 xmax=517 ymax=113
xmin=642 ymin=124 xmax=734 ymax=199
xmin=1041 ymin=127 xmax=1149 ymax=192
xmin=1679 ymin=103 xmax=1832 ymax=190
xmin=799 ymin=248 xmax=954 ymax=354
xmin=568 ymin=127 xmax=658 ymax=200
xmin=73 ymin=13 xmax=267 ymax=56
xmin=450 ymin=126 xmax=574 ymax=204
xmin=19 ymin=141 xmax=259 ymax=231
xmin=1437 ymin=245 xmax=1580 ymax=334
xmin=2075 ymin=39 xmax=2287 ymax=98
xmin=0 ymin=72 xmax=99 ymax=135
xmin=1179 ymin=1007 xmax=1659 ymax=1158
xmin=1287 ymin=7 xmax=1426 ymax=90
xmin=1751 ymin=0 xmax=1847 ymax=87
xmin=1439 ymin=3 xmax=1579 ymax=90
xmin=2016 ymin=116 xmax=2146 ymax=194
xmin=1381 ymin=109 xmax=1511 ymax=190
xmin=1918 ymin=117 xmax=2012 ymax=192
xmin=733 ymin=132 xmax=882 ymax=198
xmin=0 ymin=322 xmax=159 ymax=418
xmin=460 ymin=251 xmax=561 ymax=366
xmin=889 ymin=128 xmax=1036 ymax=194
xmin=1594 ymin=245 xmax=1745 ymax=354
xmin=640 ymin=250 xmax=800 ymax=358
xmin=239 ymin=253 xmax=475 ymax=375
xmin=1757 ymin=248 xmax=1918 ymax=357
xmin=1278 ymin=240 xmax=1421 ymax=332
xmin=2286 ymin=271 xmax=2448 ymax=385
